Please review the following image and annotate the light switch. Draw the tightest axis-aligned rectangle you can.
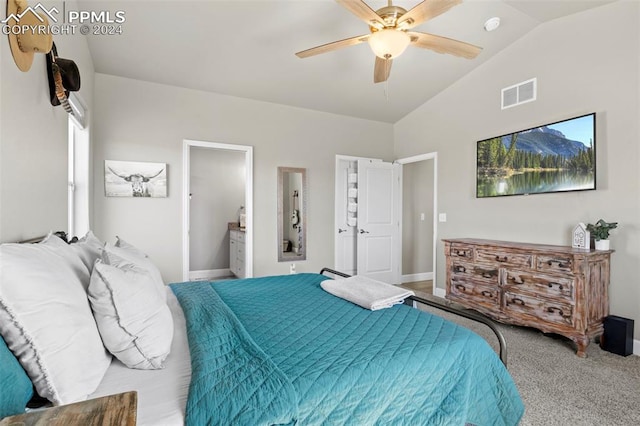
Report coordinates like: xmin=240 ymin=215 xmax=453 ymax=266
xmin=439 ymin=213 xmax=447 ymax=222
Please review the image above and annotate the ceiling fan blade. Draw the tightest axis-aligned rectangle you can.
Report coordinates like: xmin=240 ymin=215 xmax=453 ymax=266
xmin=374 ymin=56 xmax=392 ymax=83
xmin=336 ymin=0 xmax=385 ymax=29
xmin=397 ymin=0 xmax=462 ymax=30
xmin=296 ymin=34 xmax=370 ymax=58
xmin=408 ymin=31 xmax=482 ymax=59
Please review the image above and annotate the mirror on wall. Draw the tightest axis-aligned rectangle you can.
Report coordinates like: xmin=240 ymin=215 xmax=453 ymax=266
xmin=277 ymin=167 xmax=307 ymax=262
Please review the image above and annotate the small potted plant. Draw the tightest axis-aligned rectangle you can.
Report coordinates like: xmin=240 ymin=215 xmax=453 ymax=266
xmin=586 ymin=219 xmax=618 ymax=250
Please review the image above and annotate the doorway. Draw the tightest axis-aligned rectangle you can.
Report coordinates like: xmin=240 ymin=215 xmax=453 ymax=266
xmin=334 ymin=155 xmax=401 ymax=284
xmin=334 ymin=153 xmax=438 ymax=294
xmin=396 ymin=153 xmax=438 ymax=296
xmin=182 ymin=140 xmax=253 ymax=281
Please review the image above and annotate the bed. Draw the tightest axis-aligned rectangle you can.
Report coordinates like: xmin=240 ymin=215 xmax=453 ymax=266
xmin=0 ymin=234 xmax=524 ymax=425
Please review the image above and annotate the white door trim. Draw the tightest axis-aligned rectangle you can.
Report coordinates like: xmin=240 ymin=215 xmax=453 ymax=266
xmin=395 ymin=152 xmax=439 ymax=296
xmin=182 ymin=140 xmax=254 ymax=281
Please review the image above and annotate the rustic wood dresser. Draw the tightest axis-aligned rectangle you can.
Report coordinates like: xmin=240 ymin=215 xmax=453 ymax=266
xmin=444 ymin=238 xmax=612 ymax=357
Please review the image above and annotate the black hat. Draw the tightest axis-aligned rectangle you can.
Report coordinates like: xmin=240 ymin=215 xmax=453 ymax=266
xmin=46 ymin=43 xmax=81 ymax=107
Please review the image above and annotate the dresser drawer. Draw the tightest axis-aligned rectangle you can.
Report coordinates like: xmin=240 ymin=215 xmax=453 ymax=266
xmin=503 ymin=290 xmax=574 ymax=327
xmin=450 ymin=243 xmax=474 ymax=259
xmin=476 ymin=249 xmax=532 ymax=268
xmin=503 ymin=270 xmax=574 ymax=300
xmin=537 ymin=255 xmax=573 ymax=273
xmin=449 ymin=277 xmax=499 ymax=309
xmin=452 ymin=261 xmax=499 ymax=286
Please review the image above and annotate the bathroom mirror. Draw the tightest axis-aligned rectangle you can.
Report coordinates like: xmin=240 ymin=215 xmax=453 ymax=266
xmin=277 ymin=167 xmax=307 ymax=262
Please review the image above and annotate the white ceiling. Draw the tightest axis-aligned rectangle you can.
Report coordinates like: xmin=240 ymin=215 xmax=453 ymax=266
xmin=82 ymin=0 xmax=614 ymax=123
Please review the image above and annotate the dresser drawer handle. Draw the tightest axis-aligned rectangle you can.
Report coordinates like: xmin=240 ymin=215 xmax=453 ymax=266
xmin=473 ymin=267 xmax=498 ymax=278
xmin=495 ymin=255 xmax=508 ymax=262
xmin=481 ymin=290 xmax=493 ymax=298
xmin=548 ymin=282 xmax=564 ymax=291
xmin=508 ymin=275 xmax=525 ymax=284
xmin=455 ymin=284 xmax=467 ymax=292
xmin=478 ymin=269 xmax=497 ymax=279
xmin=454 ymin=249 xmax=468 ymax=257
xmin=547 ymin=259 xmax=570 ymax=269
xmin=509 ymin=297 xmax=525 ymax=306
xmin=454 ymin=265 xmax=466 ymax=273
xmin=547 ymin=306 xmax=568 ymax=317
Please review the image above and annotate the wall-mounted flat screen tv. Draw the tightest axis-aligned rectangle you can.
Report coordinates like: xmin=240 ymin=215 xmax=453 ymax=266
xmin=476 ymin=113 xmax=596 ymax=198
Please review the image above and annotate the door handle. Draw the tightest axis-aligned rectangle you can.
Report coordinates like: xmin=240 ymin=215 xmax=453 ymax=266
xmin=359 ymin=229 xmax=370 ymax=234
xmin=338 ymin=228 xmax=347 ymax=234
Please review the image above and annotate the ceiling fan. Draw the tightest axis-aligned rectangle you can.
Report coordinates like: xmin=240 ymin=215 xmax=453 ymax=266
xmin=295 ymin=0 xmax=482 ymax=83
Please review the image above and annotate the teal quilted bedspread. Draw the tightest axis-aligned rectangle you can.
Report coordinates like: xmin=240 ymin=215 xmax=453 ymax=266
xmin=171 ymin=273 xmax=524 ymax=426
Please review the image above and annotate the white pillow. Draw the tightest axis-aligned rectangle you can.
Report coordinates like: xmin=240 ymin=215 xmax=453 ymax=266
xmin=0 ymin=235 xmax=112 ymax=405
xmin=88 ymin=254 xmax=173 ymax=369
xmin=69 ymin=230 xmax=104 ymax=275
xmin=103 ymin=237 xmax=166 ymax=302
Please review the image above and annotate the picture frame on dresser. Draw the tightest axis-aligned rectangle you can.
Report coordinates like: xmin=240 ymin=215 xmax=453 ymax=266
xmin=444 ymin=238 xmax=612 ymax=357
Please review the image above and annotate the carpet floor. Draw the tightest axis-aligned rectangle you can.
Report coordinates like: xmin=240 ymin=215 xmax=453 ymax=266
xmin=415 ymin=297 xmax=640 ymax=425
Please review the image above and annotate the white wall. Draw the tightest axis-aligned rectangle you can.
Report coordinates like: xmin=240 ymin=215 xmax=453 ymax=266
xmin=92 ymin=74 xmax=393 ymax=283
xmin=189 ymin=147 xmax=245 ymax=271
xmin=0 ymin=0 xmax=94 ymax=242
xmin=394 ymin=1 xmax=640 ymax=338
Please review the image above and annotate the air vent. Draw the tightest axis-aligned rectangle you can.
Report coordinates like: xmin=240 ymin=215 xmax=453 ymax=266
xmin=501 ymin=78 xmax=537 ymax=110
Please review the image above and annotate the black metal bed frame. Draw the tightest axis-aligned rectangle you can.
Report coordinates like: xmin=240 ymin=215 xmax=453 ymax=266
xmin=11 ymin=236 xmax=509 ymax=366
xmin=319 ymin=267 xmax=508 ymax=367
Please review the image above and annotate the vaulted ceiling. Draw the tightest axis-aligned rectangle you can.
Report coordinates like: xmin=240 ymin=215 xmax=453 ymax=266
xmin=82 ymin=0 xmax=615 ymax=123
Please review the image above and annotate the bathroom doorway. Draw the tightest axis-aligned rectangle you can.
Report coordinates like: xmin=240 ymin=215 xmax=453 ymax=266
xmin=182 ymin=140 xmax=253 ymax=281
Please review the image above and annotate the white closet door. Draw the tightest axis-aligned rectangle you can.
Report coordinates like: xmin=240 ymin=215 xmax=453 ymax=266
xmin=356 ymin=160 xmax=401 ymax=284
xmin=334 ymin=159 xmax=357 ymax=276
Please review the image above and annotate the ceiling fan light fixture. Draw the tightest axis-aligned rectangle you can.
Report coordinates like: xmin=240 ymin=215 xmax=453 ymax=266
xmin=368 ymin=29 xmax=410 ymax=59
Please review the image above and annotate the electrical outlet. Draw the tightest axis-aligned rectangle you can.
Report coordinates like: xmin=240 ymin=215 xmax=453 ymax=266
xmin=290 ymin=263 xmax=296 ymax=274
xmin=439 ymin=213 xmax=447 ymax=222
xmin=420 ymin=213 xmax=425 ymax=221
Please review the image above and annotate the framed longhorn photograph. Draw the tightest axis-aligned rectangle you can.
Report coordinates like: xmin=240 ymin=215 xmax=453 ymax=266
xmin=105 ymin=160 xmax=167 ymax=198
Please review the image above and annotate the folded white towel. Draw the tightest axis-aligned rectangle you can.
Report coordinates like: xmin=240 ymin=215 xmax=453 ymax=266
xmin=348 ymin=202 xmax=358 ymax=213
xmin=347 ymin=217 xmax=357 ymax=227
xmin=348 ymin=188 xmax=358 ymax=198
xmin=321 ymin=276 xmax=414 ymax=311
xmin=348 ymin=173 xmax=358 ymax=183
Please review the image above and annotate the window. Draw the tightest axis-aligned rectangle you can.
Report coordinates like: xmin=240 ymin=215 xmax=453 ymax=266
xmin=68 ymin=97 xmax=90 ymax=238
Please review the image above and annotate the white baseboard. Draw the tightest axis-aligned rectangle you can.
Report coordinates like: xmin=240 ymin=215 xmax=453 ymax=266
xmin=402 ymin=272 xmax=433 ymax=283
xmin=634 ymin=339 xmax=640 ymax=356
xmin=189 ymin=268 xmax=231 ymax=281
xmin=434 ymin=287 xmax=446 ymax=298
